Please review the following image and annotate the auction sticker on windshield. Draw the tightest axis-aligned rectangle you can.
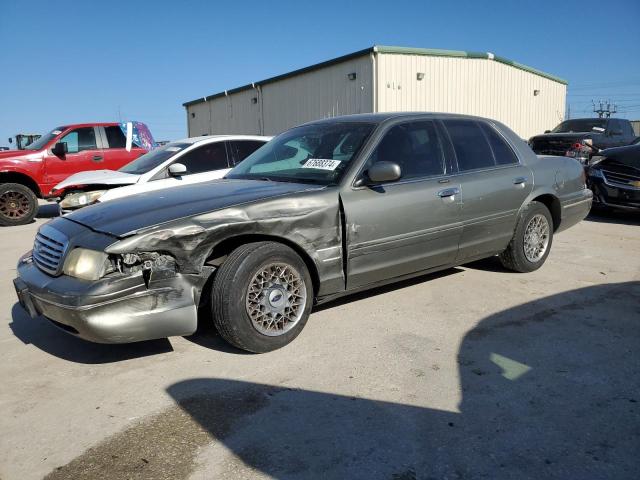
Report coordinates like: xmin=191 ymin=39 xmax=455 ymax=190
xmin=302 ymin=159 xmax=341 ymax=170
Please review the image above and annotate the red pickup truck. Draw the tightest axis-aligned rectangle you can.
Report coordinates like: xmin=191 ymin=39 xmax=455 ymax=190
xmin=0 ymin=122 xmax=148 ymax=226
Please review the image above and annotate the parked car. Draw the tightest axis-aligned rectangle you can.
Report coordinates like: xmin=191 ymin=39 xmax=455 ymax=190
xmin=529 ymin=118 xmax=637 ymax=164
xmin=588 ymin=142 xmax=640 ymax=211
xmin=13 ymin=113 xmax=592 ymax=352
xmin=54 ymin=135 xmax=271 ymax=212
xmin=0 ymin=123 xmax=150 ymax=226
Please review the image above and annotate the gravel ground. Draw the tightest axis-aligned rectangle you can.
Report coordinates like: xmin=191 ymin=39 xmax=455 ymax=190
xmin=1 ymin=203 xmax=639 ymax=480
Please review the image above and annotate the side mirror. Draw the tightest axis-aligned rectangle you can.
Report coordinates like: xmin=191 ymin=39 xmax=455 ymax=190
xmin=168 ymin=163 xmax=187 ymax=177
xmin=544 ymin=130 xmax=551 ymax=134
xmin=364 ymin=161 xmax=402 ymax=185
xmin=51 ymin=142 xmax=68 ymax=156
xmin=8 ymin=137 xmax=12 ymax=144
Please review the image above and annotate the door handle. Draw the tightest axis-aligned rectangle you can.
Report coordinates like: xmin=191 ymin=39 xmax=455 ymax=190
xmin=437 ymin=187 xmax=460 ymax=198
xmin=92 ymin=155 xmax=103 ymax=162
xmin=513 ymin=176 xmax=528 ymax=185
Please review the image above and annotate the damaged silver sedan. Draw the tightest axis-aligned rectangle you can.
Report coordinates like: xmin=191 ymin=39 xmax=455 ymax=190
xmin=14 ymin=113 xmax=592 ymax=352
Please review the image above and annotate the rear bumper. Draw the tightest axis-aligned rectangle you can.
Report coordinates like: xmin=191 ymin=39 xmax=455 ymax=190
xmin=14 ymin=255 xmax=209 ymax=343
xmin=558 ymin=189 xmax=593 ymax=233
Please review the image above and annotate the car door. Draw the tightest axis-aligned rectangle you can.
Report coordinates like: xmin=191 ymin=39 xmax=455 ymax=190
xmin=44 ymin=127 xmax=104 ymax=186
xmin=228 ymin=139 xmax=268 ymax=166
xmin=146 ymin=141 xmax=231 ymax=192
xmin=441 ymin=119 xmax=533 ymax=262
xmin=100 ymin=125 xmax=145 ymax=170
xmin=341 ymin=120 xmax=462 ymax=290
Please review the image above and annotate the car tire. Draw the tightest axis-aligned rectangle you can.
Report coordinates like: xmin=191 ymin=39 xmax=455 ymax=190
xmin=211 ymin=241 xmax=313 ymax=353
xmin=499 ymin=201 xmax=554 ymax=273
xmin=0 ymin=183 xmax=38 ymax=226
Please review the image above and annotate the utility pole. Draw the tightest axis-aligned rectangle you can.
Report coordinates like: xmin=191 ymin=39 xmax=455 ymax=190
xmin=592 ymin=99 xmax=617 ymax=118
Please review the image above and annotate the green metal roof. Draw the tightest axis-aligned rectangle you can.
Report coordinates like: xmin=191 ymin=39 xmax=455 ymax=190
xmin=183 ymin=45 xmax=566 ymax=107
xmin=373 ymin=45 xmax=568 ymax=85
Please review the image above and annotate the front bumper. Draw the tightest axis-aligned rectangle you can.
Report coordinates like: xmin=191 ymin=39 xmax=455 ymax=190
xmin=14 ymin=255 xmax=210 ymax=343
xmin=589 ymin=178 xmax=640 ymax=211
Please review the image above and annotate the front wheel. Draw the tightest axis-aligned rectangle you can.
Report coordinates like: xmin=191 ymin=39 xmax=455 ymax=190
xmin=499 ymin=201 xmax=554 ymax=273
xmin=211 ymin=242 xmax=313 ymax=353
xmin=0 ymin=183 xmax=38 ymax=226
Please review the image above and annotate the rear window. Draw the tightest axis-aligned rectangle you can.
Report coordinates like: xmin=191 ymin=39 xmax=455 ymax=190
xmin=444 ymin=120 xmax=495 ymax=171
xmin=104 ymin=126 xmax=127 ymax=148
xmin=480 ymin=123 xmax=519 ymax=165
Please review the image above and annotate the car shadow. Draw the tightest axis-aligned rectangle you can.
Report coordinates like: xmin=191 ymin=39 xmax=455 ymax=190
xmin=9 ymin=303 xmax=173 ymax=364
xmin=44 ymin=281 xmax=640 ymax=479
xmin=461 ymin=256 xmax=512 ymax=273
xmin=586 ymin=208 xmax=640 ymax=226
xmin=183 ymin=267 xmax=464 ymax=352
xmin=312 ymin=267 xmax=463 ymax=312
xmin=36 ymin=202 xmax=60 ymax=219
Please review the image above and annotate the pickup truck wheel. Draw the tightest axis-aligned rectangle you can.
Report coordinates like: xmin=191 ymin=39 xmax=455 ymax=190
xmin=211 ymin=242 xmax=313 ymax=353
xmin=499 ymin=201 xmax=554 ymax=273
xmin=0 ymin=183 xmax=38 ymax=226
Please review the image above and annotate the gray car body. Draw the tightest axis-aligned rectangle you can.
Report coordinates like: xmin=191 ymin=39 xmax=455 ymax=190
xmin=14 ymin=113 xmax=593 ymax=343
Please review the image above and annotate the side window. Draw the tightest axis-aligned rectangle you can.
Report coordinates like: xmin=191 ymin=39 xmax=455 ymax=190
xmin=444 ymin=120 xmax=495 ymax=171
xmin=480 ymin=123 xmax=519 ymax=165
xmin=366 ymin=121 xmax=445 ymax=180
xmin=231 ymin=140 xmax=265 ymax=165
xmin=104 ymin=126 xmax=127 ymax=148
xmin=176 ymin=142 xmax=228 ymax=174
xmin=59 ymin=128 xmax=97 ymax=153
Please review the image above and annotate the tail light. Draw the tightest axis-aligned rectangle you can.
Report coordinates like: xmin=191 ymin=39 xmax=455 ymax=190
xmin=565 ymin=142 xmax=591 ymax=165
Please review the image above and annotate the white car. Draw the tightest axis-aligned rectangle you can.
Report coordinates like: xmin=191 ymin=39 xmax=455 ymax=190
xmin=55 ymin=135 xmax=271 ymax=211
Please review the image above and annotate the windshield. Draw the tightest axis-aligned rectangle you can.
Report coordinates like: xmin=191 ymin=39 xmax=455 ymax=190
xmin=24 ymin=127 xmax=66 ymax=150
xmin=226 ymin=122 xmax=375 ymax=185
xmin=552 ymin=119 xmax=607 ymax=133
xmin=119 ymin=142 xmax=191 ymax=175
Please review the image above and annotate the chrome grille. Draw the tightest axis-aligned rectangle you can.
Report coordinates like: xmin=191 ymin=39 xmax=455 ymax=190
xmin=602 ymin=169 xmax=640 ymax=190
xmin=32 ymin=224 xmax=69 ymax=275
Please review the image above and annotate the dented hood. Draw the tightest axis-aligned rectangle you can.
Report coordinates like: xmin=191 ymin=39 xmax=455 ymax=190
xmin=66 ymin=179 xmax=323 ymax=237
xmin=53 ymin=169 xmax=141 ymax=191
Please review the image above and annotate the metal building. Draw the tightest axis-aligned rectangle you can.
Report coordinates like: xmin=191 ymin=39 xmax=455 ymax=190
xmin=183 ymin=45 xmax=567 ymax=140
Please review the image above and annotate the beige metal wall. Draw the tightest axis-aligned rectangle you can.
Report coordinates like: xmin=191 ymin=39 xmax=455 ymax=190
xmin=187 ymin=89 xmax=261 ymax=136
xmin=260 ymin=55 xmax=373 ymax=135
xmin=375 ymin=53 xmax=567 ymax=139
xmin=187 ymin=55 xmax=373 ymax=137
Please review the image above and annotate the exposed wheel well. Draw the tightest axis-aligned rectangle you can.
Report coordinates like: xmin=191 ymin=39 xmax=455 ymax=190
xmin=205 ymin=234 xmax=320 ymax=296
xmin=0 ymin=172 xmax=42 ymax=198
xmin=532 ymin=194 xmax=561 ymax=231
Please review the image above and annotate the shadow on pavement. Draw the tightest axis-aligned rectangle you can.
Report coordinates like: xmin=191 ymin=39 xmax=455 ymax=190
xmin=585 ymin=208 xmax=640 ymax=226
xmin=45 ymin=282 xmax=640 ymax=479
xmin=183 ymin=267 xmax=464 ymax=351
xmin=9 ymin=303 xmax=173 ymax=364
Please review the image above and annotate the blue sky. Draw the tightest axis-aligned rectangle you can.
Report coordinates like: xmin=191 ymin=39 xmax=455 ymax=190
xmin=1 ymin=0 xmax=639 ymax=144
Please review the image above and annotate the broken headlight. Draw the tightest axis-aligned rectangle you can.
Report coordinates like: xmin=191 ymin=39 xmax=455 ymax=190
xmin=60 ymin=190 xmax=107 ymax=209
xmin=63 ymin=248 xmax=112 ymax=280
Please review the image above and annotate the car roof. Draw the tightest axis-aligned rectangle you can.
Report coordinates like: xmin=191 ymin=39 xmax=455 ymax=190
xmin=300 ymin=112 xmax=498 ymax=127
xmin=172 ymin=134 xmax=272 ymax=144
xmin=60 ymin=122 xmax=121 ymax=129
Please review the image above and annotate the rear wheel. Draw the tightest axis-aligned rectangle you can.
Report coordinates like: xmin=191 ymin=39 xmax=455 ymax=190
xmin=0 ymin=183 xmax=38 ymax=226
xmin=211 ymin=242 xmax=313 ymax=353
xmin=499 ymin=201 xmax=554 ymax=273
